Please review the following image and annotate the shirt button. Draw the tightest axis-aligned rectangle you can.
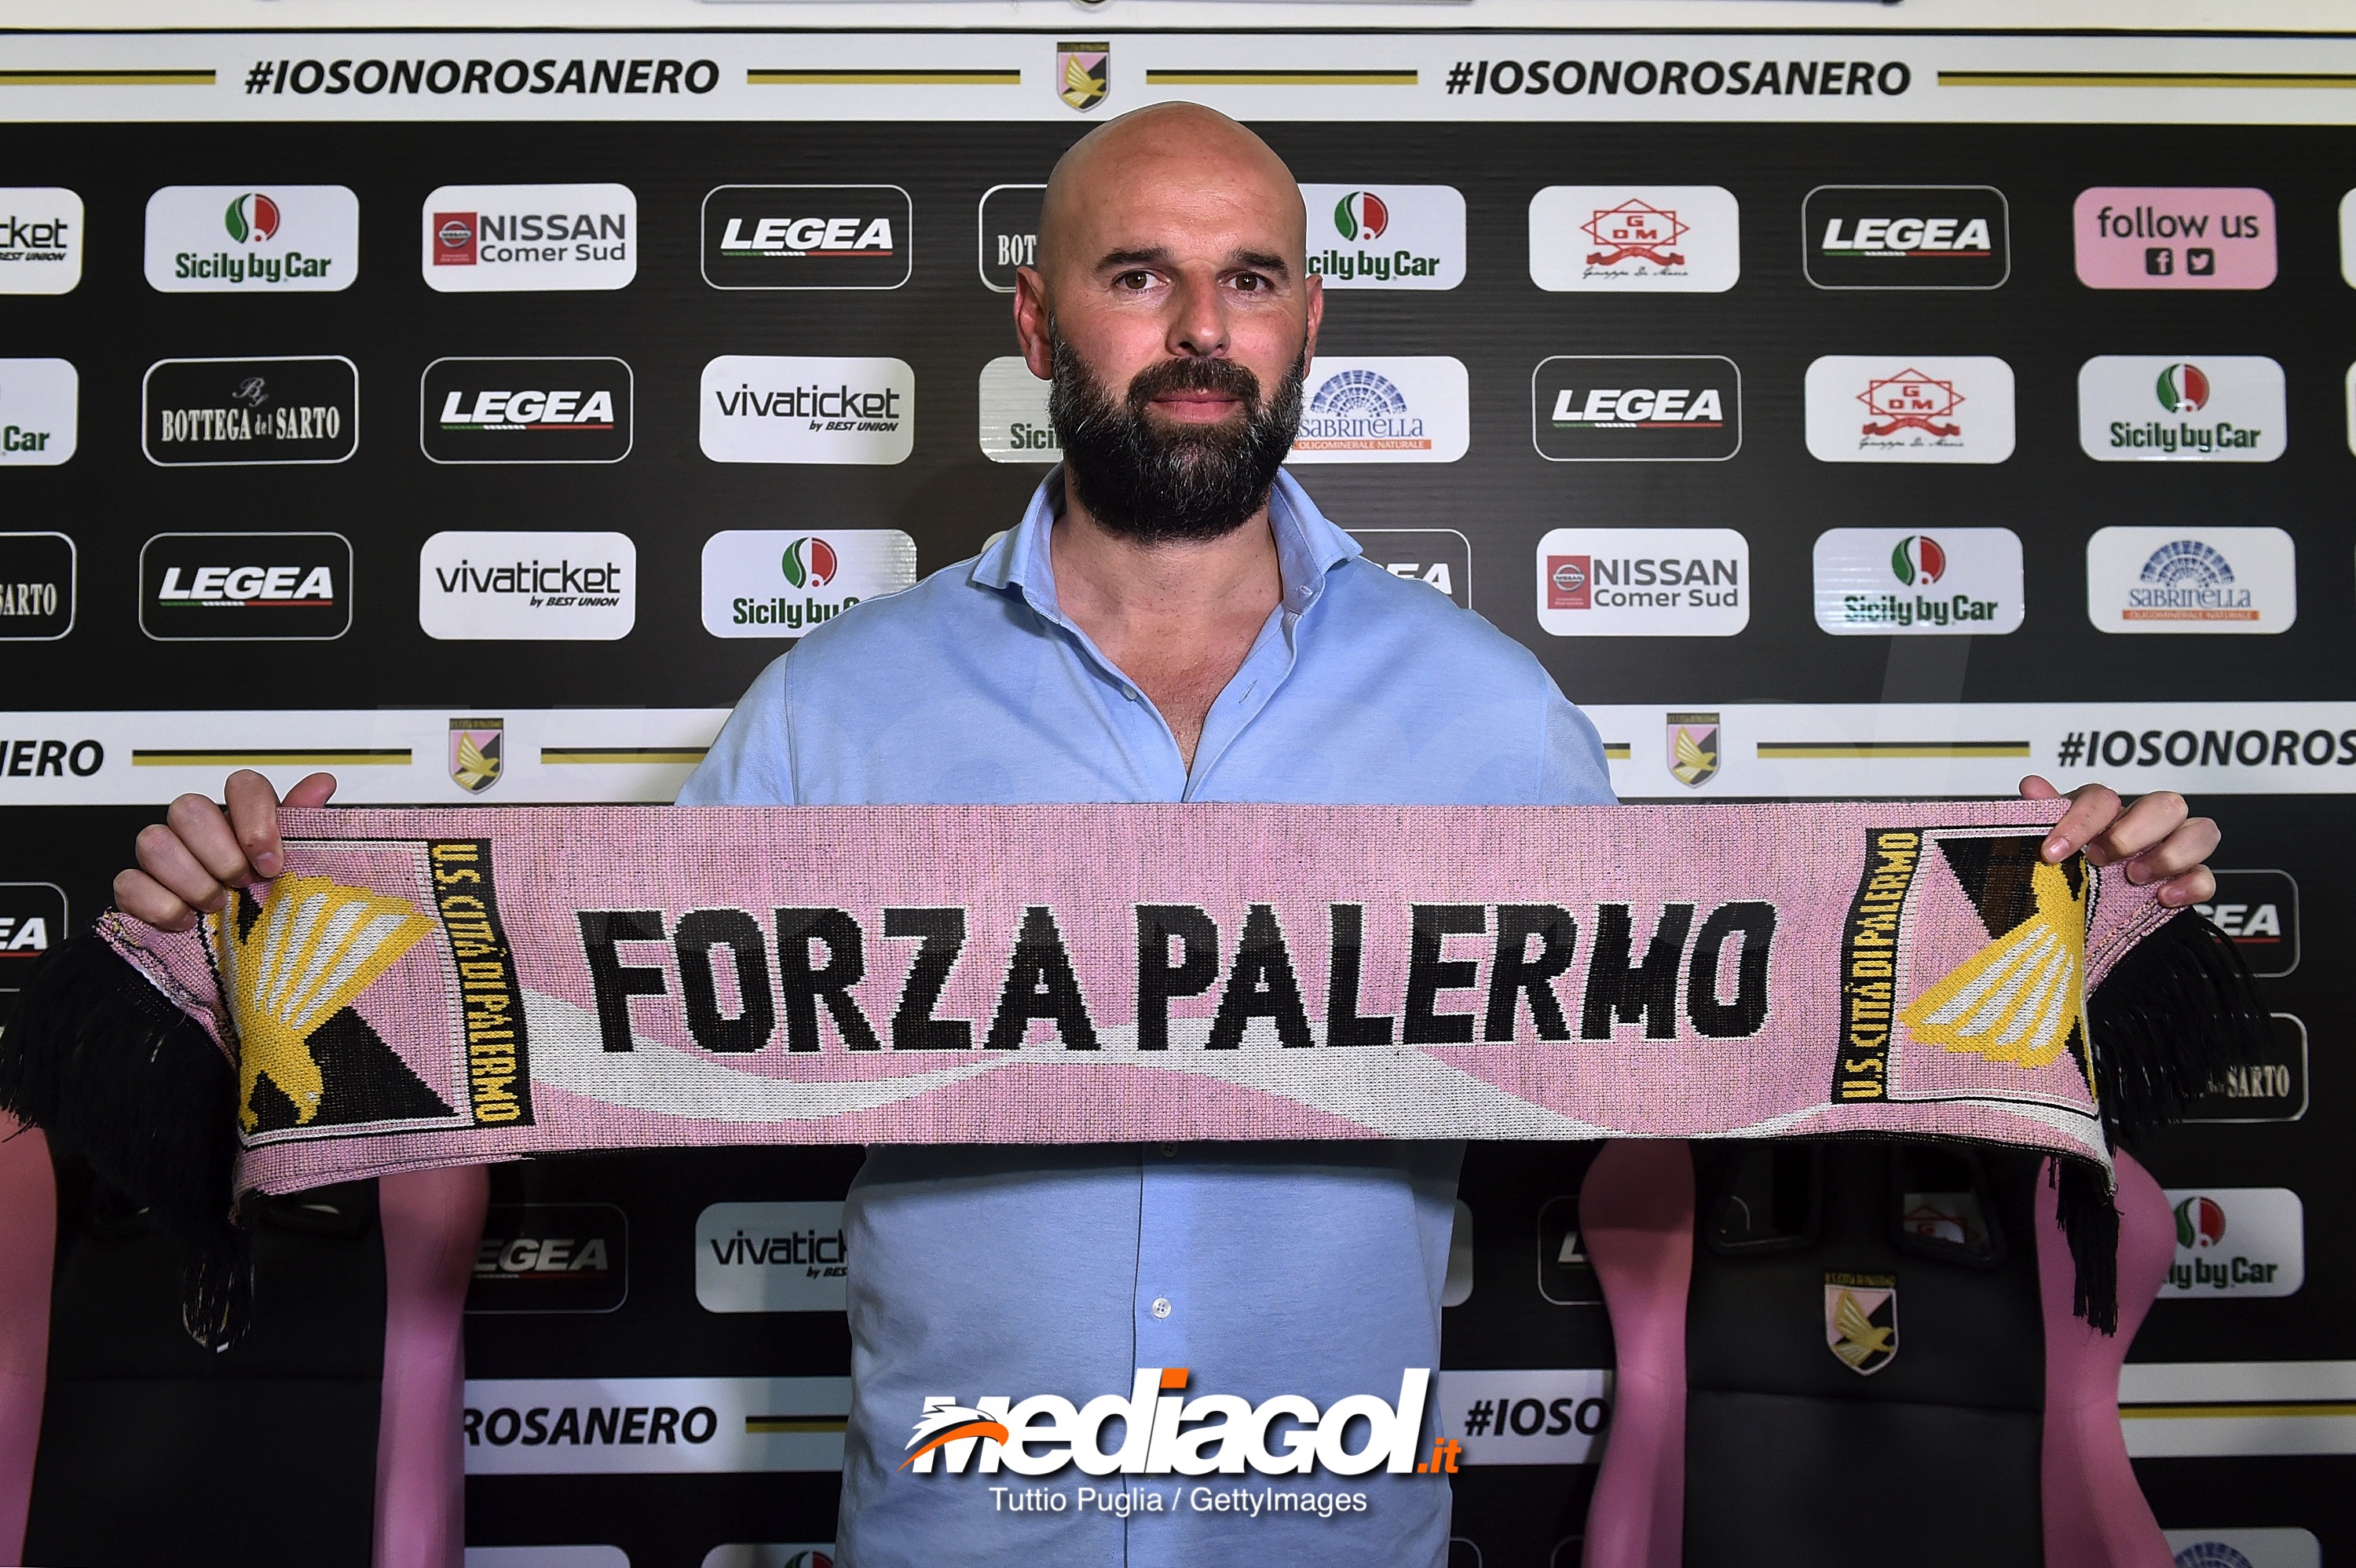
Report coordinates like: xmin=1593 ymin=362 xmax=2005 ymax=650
xmin=1151 ymin=1297 xmax=1173 ymax=1319
xmin=1158 ymin=1144 xmax=1179 ymax=1159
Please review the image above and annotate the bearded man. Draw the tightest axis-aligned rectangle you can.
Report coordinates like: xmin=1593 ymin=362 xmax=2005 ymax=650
xmin=120 ymin=104 xmax=2220 ymax=1564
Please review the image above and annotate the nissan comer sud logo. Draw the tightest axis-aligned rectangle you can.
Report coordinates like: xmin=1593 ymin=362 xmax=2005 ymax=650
xmin=904 ymin=1365 xmax=1432 ymax=1508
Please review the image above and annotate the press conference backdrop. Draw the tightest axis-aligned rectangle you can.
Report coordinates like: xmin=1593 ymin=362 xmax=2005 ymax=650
xmin=0 ymin=21 xmax=2350 ymax=1568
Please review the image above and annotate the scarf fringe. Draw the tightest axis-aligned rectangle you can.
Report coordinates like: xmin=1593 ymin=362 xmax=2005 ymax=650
xmin=2089 ymin=907 xmax=2273 ymax=1149
xmin=0 ymin=933 xmax=252 ymax=1349
xmin=2058 ymin=907 xmax=2271 ymax=1335
xmin=2052 ymin=1157 xmax=2123 ymax=1335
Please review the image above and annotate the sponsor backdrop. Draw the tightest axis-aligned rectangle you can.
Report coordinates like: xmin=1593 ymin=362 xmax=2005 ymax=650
xmin=1 ymin=20 xmax=2352 ymax=1568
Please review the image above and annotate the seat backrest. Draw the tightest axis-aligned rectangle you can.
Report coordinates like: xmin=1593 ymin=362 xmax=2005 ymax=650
xmin=0 ymin=1113 xmax=53 ymax=1568
xmin=1582 ymin=1139 xmax=2173 ymax=1568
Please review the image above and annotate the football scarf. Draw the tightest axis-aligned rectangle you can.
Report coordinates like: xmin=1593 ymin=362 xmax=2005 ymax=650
xmin=0 ymin=799 xmax=2265 ymax=1340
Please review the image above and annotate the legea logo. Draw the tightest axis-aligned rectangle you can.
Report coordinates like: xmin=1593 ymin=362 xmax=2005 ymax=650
xmin=902 ymin=1367 xmax=1431 ymax=1478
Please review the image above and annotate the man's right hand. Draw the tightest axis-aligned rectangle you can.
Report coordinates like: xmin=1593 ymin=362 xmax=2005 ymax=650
xmin=115 ymin=769 xmax=338 ymax=932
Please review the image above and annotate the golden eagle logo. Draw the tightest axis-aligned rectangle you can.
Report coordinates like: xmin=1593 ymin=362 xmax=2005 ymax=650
xmin=212 ymin=875 xmax=435 ymax=1130
xmin=1900 ymin=852 xmax=2089 ymax=1073
xmin=1057 ymin=41 xmax=1109 ymax=111
xmin=1824 ymin=1274 xmax=1898 ymax=1375
xmin=1666 ymin=711 xmax=1719 ymax=788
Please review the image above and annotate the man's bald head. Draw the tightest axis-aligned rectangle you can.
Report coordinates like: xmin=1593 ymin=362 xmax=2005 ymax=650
xmin=1036 ymin=102 xmax=1305 ymax=281
xmin=1011 ymin=101 xmax=1321 ymax=544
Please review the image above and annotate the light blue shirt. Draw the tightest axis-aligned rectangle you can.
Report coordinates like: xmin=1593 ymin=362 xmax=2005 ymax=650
xmin=679 ymin=470 xmax=1614 ymax=1566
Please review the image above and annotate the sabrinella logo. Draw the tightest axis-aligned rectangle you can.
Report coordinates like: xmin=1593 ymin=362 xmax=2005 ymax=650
xmin=902 ymin=1368 xmax=1431 ymax=1478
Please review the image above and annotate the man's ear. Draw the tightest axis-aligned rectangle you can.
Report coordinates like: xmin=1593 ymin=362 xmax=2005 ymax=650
xmin=1301 ymin=273 xmax=1324 ymax=366
xmin=1013 ymin=266 xmax=1054 ymax=381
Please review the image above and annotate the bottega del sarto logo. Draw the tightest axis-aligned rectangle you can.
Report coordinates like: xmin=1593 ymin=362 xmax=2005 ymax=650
xmin=143 ymin=185 xmax=358 ymax=292
xmin=419 ymin=529 xmax=636 ymax=641
xmin=903 ymin=1367 xmax=1431 ymax=1480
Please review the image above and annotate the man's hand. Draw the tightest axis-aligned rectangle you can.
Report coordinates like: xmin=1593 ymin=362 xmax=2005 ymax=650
xmin=2021 ymin=775 xmax=2217 ymax=908
xmin=114 ymin=769 xmax=338 ymax=932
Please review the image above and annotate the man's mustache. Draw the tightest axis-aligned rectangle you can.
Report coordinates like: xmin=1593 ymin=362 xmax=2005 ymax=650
xmin=1124 ymin=356 xmax=1264 ymax=414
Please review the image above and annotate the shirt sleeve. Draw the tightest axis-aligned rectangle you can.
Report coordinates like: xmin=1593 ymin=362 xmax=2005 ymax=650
xmin=1538 ymin=685 xmax=1619 ymax=806
xmin=675 ymin=652 xmax=799 ymax=806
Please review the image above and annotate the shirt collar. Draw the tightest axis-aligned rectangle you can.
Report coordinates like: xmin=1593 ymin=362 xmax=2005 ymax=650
xmin=970 ymin=466 xmax=1361 ymax=622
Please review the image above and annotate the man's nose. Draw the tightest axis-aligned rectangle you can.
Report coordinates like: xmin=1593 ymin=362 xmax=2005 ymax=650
xmin=1165 ymin=272 xmax=1230 ymax=358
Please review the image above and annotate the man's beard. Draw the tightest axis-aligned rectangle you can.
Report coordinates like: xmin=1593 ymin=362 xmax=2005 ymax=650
xmin=1047 ymin=331 xmax=1305 ymax=544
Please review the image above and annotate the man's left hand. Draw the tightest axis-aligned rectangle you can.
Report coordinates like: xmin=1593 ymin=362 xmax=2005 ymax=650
xmin=2021 ymin=776 xmax=2218 ymax=907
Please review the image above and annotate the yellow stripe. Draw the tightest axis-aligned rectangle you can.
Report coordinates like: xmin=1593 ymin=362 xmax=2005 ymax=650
xmin=0 ymin=68 xmax=214 ymax=86
xmin=1603 ymin=744 xmax=1633 ymax=761
xmin=1941 ymin=70 xmax=2356 ymax=90
xmin=1755 ymin=741 xmax=2032 ymax=760
xmin=747 ymin=69 xmax=1019 ymax=86
xmin=744 ymin=1416 xmax=849 ymax=1434
xmin=1147 ymin=70 xmax=1418 ymax=86
xmin=133 ymin=749 xmax=412 ymax=766
xmin=540 ymin=748 xmax=708 ymax=766
xmin=2123 ymin=1402 xmax=2356 ymax=1419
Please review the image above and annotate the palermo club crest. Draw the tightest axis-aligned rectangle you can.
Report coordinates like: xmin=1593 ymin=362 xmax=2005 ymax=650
xmin=450 ymin=716 xmax=504 ymax=794
xmin=1824 ymin=1272 xmax=1899 ymax=1375
xmin=1056 ymin=41 xmax=1109 ymax=111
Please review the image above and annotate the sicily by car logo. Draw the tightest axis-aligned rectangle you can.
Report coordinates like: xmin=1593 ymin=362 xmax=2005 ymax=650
xmin=781 ymin=535 xmax=837 ymax=589
xmin=224 ymin=192 xmax=280 ymax=243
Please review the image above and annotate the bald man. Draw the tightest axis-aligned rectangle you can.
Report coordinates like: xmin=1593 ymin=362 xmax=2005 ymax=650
xmin=123 ymin=104 xmax=2219 ymax=1564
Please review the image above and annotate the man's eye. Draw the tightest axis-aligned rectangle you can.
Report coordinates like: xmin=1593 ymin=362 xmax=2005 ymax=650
xmin=1231 ymin=273 xmax=1268 ymax=293
xmin=1117 ymin=271 xmax=1154 ymax=290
